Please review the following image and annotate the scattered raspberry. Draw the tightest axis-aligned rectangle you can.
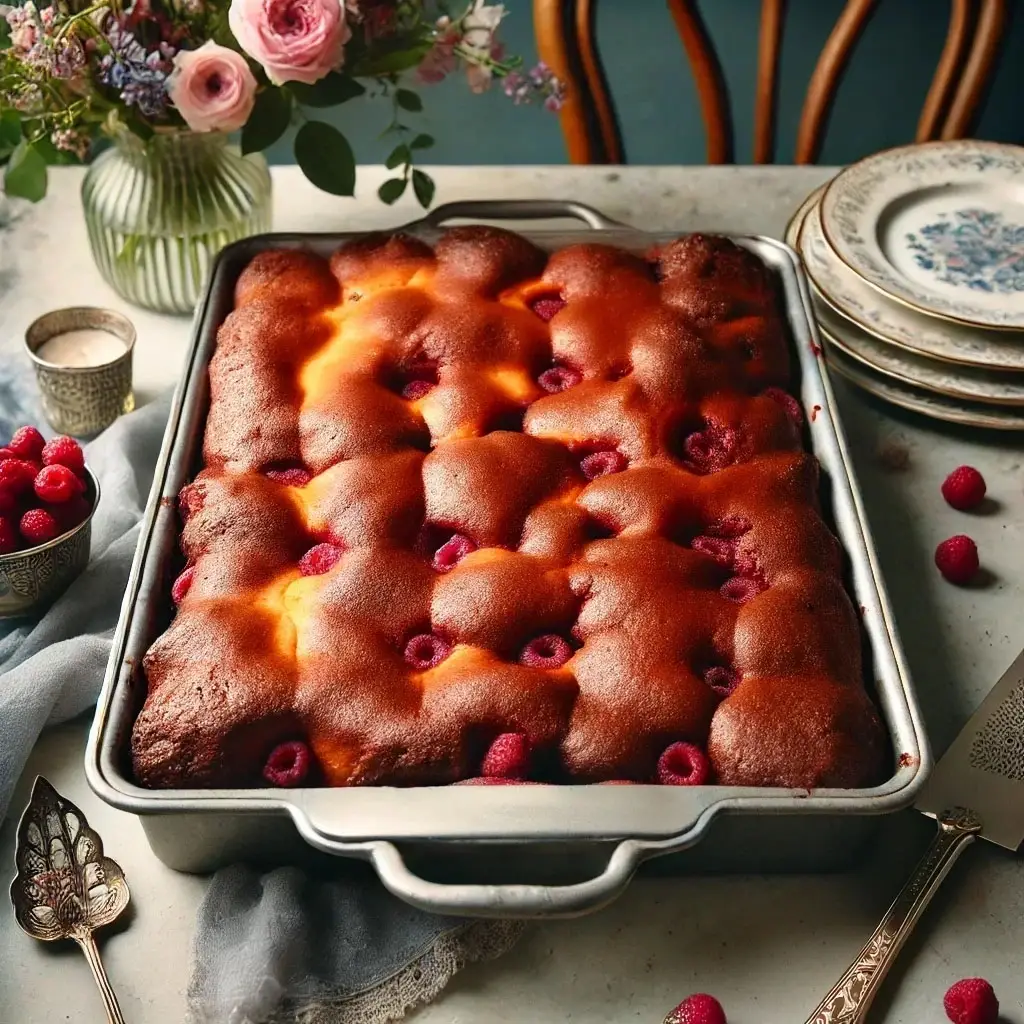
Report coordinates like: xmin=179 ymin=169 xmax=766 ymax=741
xmin=40 ymin=435 xmax=85 ymax=474
xmin=935 ymin=535 xmax=979 ymax=586
xmin=265 ymin=464 xmax=312 ymax=487
xmin=402 ymin=379 xmax=434 ymax=400
xmin=481 ymin=732 xmax=530 ymax=779
xmin=33 ymin=464 xmax=83 ymax=504
xmin=720 ymin=574 xmax=767 ymax=603
xmin=433 ymin=533 xmax=476 ymax=572
xmin=941 ymin=466 xmax=986 ymax=511
xmin=19 ymin=508 xmax=59 ymax=546
xmin=529 ymin=294 xmax=566 ymax=321
xmin=657 ymin=743 xmax=711 ymax=786
xmin=704 ymin=666 xmax=741 ymax=698
xmin=762 ymin=386 xmax=803 ymax=428
xmin=538 ymin=365 xmax=582 ymax=394
xmin=299 ymin=542 xmax=344 ymax=576
xmin=520 ymin=634 xmax=573 ymax=669
xmin=263 ymin=741 xmax=312 ymax=787
xmin=0 ymin=458 xmax=38 ymax=496
xmin=403 ymin=632 xmax=452 ymax=670
xmin=704 ymin=515 xmax=751 ymax=539
xmin=171 ymin=566 xmax=195 ymax=605
xmin=682 ymin=422 xmax=738 ymax=475
xmin=665 ymin=993 xmax=727 ymax=1024
xmin=944 ymin=978 xmax=998 ymax=1024
xmin=50 ymin=495 xmax=92 ymax=532
xmin=0 ymin=515 xmax=18 ymax=554
xmin=7 ymin=425 xmax=45 ymax=460
xmin=692 ymin=535 xmax=737 ymax=566
xmin=580 ymin=449 xmax=627 ymax=480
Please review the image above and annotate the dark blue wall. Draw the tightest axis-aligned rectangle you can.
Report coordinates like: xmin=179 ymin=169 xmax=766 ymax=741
xmin=267 ymin=0 xmax=1024 ymax=166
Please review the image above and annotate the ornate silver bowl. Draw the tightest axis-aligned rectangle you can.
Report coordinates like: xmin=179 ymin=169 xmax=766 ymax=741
xmin=0 ymin=467 xmax=99 ymax=619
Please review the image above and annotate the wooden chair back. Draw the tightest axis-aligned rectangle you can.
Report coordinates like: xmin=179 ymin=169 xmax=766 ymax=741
xmin=533 ymin=0 xmax=1007 ymax=164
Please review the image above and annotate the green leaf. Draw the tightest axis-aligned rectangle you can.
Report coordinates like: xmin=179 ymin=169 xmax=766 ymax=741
xmin=378 ymin=177 xmax=407 ymax=205
xmin=352 ymin=40 xmax=432 ymax=76
xmin=395 ymin=88 xmax=423 ymax=112
xmin=290 ymin=73 xmax=366 ymax=108
xmin=4 ymin=140 xmax=47 ymax=202
xmin=0 ymin=110 xmax=22 ymax=161
xmin=412 ymin=168 xmax=435 ymax=209
xmin=410 ymin=133 xmax=435 ymax=151
xmin=385 ymin=143 xmax=411 ymax=170
xmin=242 ymin=88 xmax=292 ymax=155
xmin=0 ymin=19 xmax=10 ymax=48
xmin=294 ymin=121 xmax=356 ymax=196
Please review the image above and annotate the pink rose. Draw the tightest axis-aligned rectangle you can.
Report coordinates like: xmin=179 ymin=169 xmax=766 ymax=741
xmin=229 ymin=0 xmax=351 ymax=86
xmin=168 ymin=42 xmax=258 ymax=133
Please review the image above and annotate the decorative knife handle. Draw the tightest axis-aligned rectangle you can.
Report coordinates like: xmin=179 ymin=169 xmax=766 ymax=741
xmin=803 ymin=808 xmax=982 ymax=1024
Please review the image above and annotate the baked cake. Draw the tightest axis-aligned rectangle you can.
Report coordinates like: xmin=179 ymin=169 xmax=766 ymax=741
xmin=131 ymin=227 xmax=885 ymax=791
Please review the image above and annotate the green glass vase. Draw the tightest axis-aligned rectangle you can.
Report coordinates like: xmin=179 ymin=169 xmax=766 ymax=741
xmin=81 ymin=130 xmax=272 ymax=315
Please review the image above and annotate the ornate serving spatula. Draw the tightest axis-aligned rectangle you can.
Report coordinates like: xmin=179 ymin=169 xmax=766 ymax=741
xmin=804 ymin=647 xmax=1024 ymax=1023
xmin=10 ymin=776 xmax=130 ymax=1024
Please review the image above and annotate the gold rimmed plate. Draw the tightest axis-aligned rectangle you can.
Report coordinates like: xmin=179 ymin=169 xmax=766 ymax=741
xmin=823 ymin=341 xmax=1024 ymax=431
xmin=820 ymin=140 xmax=1024 ymax=330
xmin=799 ymin=201 xmax=1024 ymax=371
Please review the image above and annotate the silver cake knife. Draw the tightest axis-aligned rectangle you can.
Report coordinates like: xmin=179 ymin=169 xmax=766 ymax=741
xmin=803 ymin=647 xmax=1024 ymax=1024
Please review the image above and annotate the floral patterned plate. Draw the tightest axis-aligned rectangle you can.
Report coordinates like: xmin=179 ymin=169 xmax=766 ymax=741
xmin=815 ymin=303 xmax=1024 ymax=406
xmin=819 ymin=140 xmax=1024 ymax=330
xmin=823 ymin=341 xmax=1024 ymax=431
xmin=798 ymin=199 xmax=1024 ymax=371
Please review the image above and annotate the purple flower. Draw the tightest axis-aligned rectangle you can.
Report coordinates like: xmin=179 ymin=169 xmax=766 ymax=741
xmin=502 ymin=61 xmax=565 ymax=112
xmin=99 ymin=23 xmax=174 ymax=118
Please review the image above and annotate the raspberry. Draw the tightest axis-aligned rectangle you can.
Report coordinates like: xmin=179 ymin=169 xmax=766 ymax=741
xmin=944 ymin=978 xmax=998 ymax=1024
xmin=762 ymin=386 xmax=804 ymax=427
xmin=520 ymin=634 xmax=573 ymax=669
xmin=49 ymin=495 xmax=92 ymax=532
xmin=265 ymin=463 xmax=312 ymax=487
xmin=19 ymin=508 xmax=59 ymax=546
xmin=402 ymin=379 xmax=434 ymax=400
xmin=0 ymin=459 xmax=38 ymax=496
xmin=8 ymin=425 xmax=45 ymax=460
xmin=40 ymin=435 xmax=85 ymax=474
xmin=481 ymin=733 xmax=530 ymax=779
xmin=403 ymin=632 xmax=452 ymax=670
xmin=704 ymin=515 xmax=751 ymax=538
xmin=0 ymin=490 xmax=16 ymax=516
xmin=720 ymin=575 xmax=766 ymax=603
xmin=580 ymin=450 xmax=626 ymax=480
xmin=657 ymin=743 xmax=711 ymax=785
xmin=529 ymin=294 xmax=566 ymax=321
xmin=941 ymin=466 xmax=986 ymax=511
xmin=935 ymin=535 xmax=979 ymax=586
xmin=299 ymin=542 xmax=344 ymax=576
xmin=538 ymin=365 xmax=582 ymax=394
xmin=171 ymin=566 xmax=195 ymax=605
xmin=682 ymin=422 xmax=738 ymax=475
xmin=262 ymin=741 xmax=312 ymax=787
xmin=178 ymin=483 xmax=203 ymax=522
xmin=33 ymin=464 xmax=83 ymax=504
xmin=664 ymin=994 xmax=727 ymax=1024
xmin=692 ymin=535 xmax=737 ymax=566
xmin=0 ymin=447 xmax=14 ymax=461
xmin=703 ymin=665 xmax=740 ymax=698
xmin=0 ymin=515 xmax=18 ymax=554
xmin=432 ymin=533 xmax=476 ymax=572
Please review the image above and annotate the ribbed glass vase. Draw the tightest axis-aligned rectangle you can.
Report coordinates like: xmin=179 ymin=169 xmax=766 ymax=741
xmin=82 ymin=130 xmax=272 ymax=315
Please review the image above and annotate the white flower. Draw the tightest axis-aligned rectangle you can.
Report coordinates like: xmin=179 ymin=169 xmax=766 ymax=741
xmin=460 ymin=0 xmax=504 ymax=57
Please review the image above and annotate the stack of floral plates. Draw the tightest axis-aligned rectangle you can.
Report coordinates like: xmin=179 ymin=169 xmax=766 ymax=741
xmin=786 ymin=140 xmax=1024 ymax=430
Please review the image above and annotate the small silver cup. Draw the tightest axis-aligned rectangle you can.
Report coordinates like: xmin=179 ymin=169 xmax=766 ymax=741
xmin=25 ymin=307 xmax=136 ymax=437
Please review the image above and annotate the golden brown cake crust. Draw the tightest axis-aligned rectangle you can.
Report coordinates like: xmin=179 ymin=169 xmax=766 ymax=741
xmin=131 ymin=228 xmax=885 ymax=790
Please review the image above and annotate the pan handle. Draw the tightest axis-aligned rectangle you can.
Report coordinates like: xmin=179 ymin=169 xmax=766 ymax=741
xmin=366 ymin=839 xmax=643 ymax=918
xmin=403 ymin=199 xmax=626 ymax=232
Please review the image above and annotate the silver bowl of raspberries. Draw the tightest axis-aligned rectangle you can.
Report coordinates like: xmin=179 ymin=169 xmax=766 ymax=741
xmin=0 ymin=426 xmax=98 ymax=619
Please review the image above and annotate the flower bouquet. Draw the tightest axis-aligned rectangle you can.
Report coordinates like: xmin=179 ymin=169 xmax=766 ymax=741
xmin=0 ymin=0 xmax=563 ymax=311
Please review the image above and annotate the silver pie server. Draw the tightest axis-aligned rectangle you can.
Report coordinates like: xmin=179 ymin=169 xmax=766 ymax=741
xmin=10 ymin=776 xmax=130 ymax=1024
xmin=804 ymin=647 xmax=1024 ymax=1023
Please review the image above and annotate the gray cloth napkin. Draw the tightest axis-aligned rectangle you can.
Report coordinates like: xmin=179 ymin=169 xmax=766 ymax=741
xmin=0 ymin=377 xmax=521 ymax=1024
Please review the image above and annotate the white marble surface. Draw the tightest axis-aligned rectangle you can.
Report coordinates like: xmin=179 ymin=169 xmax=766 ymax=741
xmin=2 ymin=165 xmax=1024 ymax=1024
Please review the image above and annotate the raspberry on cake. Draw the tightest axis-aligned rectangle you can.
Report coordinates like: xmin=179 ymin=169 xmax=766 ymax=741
xmin=130 ymin=228 xmax=885 ymax=792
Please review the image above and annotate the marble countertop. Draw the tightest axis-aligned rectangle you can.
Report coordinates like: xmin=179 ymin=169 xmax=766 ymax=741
xmin=2 ymin=165 xmax=1023 ymax=1024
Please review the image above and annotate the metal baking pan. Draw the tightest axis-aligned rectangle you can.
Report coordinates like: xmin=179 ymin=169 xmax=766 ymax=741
xmin=86 ymin=199 xmax=931 ymax=918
